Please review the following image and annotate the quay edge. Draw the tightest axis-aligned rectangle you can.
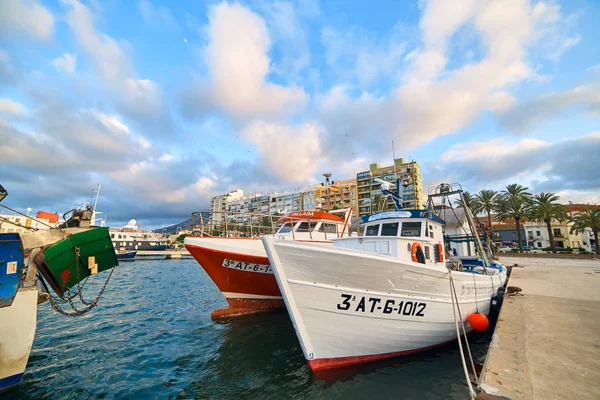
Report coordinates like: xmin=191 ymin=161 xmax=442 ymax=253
xmin=479 ymin=256 xmax=600 ymax=400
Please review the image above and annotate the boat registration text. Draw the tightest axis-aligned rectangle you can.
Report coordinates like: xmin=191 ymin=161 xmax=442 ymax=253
xmin=222 ymin=259 xmax=273 ymax=274
xmin=336 ymin=293 xmax=427 ymax=317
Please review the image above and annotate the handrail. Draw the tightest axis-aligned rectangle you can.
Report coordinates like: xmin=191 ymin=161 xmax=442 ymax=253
xmin=189 ymin=210 xmax=350 ymax=239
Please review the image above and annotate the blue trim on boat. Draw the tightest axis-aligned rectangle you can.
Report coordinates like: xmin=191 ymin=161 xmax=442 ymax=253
xmin=361 ymin=210 xmax=446 ymax=226
xmin=0 ymin=372 xmax=24 ymax=392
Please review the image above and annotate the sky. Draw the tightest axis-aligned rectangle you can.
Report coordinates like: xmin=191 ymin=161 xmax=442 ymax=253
xmin=1 ymin=0 xmax=599 ymax=229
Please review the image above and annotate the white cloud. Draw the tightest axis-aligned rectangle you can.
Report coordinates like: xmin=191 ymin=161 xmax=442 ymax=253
xmin=159 ymin=153 xmax=173 ymax=162
xmin=90 ymin=109 xmax=130 ymax=134
xmin=499 ymin=82 xmax=600 ymax=132
xmin=138 ymin=0 xmax=179 ymax=30
xmin=51 ymin=53 xmax=77 ymax=73
xmin=243 ymin=121 xmax=322 ymax=182
xmin=0 ymin=0 xmax=54 ymax=41
xmin=62 ymin=0 xmax=163 ymax=118
xmin=182 ymin=2 xmax=307 ymax=119
xmin=321 ymin=24 xmax=407 ymax=88
xmin=0 ymin=98 xmax=27 ymax=115
xmin=434 ymin=132 xmax=600 ymax=193
xmin=317 ymin=0 xmax=580 ymax=161
xmin=549 ymin=35 xmax=581 ymax=61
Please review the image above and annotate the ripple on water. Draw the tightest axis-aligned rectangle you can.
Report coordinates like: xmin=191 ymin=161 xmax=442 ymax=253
xmin=2 ymin=259 xmax=491 ymax=399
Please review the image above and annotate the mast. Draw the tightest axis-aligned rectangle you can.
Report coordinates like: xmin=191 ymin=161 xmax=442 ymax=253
xmin=458 ymin=190 xmax=489 ymax=268
xmin=91 ymin=184 xmax=101 ymax=225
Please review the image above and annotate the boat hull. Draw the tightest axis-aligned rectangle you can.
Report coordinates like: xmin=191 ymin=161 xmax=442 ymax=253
xmin=0 ymin=287 xmax=38 ymax=392
xmin=263 ymin=238 xmax=506 ymax=371
xmin=184 ymin=237 xmax=283 ymax=319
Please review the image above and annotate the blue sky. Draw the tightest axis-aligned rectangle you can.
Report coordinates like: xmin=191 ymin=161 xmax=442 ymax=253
xmin=1 ymin=0 xmax=599 ymax=228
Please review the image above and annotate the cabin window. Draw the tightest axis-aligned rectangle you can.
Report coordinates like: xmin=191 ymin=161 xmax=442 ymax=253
xmin=318 ymin=223 xmax=338 ymax=234
xmin=381 ymin=222 xmax=399 ymax=236
xmin=400 ymin=222 xmax=422 ymax=237
xmin=296 ymin=222 xmax=315 ymax=232
xmin=365 ymin=224 xmax=380 ymax=236
xmin=277 ymin=223 xmax=293 ymax=234
xmin=425 ymin=246 xmax=430 ymax=260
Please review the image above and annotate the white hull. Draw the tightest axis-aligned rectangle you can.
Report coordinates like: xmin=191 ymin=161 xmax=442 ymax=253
xmin=263 ymin=238 xmax=506 ymax=371
xmin=0 ymin=287 xmax=38 ymax=391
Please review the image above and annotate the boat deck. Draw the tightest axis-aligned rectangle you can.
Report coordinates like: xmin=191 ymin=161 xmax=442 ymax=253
xmin=480 ymin=256 xmax=600 ymax=400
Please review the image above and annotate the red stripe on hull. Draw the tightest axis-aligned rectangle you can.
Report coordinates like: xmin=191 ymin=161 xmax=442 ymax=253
xmin=307 ymin=339 xmax=456 ymax=371
xmin=185 ymin=242 xmax=284 ymax=319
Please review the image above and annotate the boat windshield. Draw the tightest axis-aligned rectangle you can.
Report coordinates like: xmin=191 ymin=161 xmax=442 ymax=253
xmin=400 ymin=222 xmax=421 ymax=237
xmin=277 ymin=223 xmax=293 ymax=234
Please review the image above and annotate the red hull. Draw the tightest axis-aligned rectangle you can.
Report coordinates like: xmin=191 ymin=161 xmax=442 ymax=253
xmin=185 ymin=239 xmax=284 ymax=319
xmin=307 ymin=339 xmax=456 ymax=371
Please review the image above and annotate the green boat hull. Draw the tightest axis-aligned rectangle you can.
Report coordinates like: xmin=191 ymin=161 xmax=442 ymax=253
xmin=35 ymin=227 xmax=118 ymax=298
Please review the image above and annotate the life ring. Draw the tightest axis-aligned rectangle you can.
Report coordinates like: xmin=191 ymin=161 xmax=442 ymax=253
xmin=437 ymin=243 xmax=444 ymax=262
xmin=411 ymin=242 xmax=423 ymax=263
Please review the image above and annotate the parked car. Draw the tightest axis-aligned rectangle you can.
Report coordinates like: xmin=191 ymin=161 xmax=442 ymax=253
xmin=498 ymin=246 xmax=514 ymax=252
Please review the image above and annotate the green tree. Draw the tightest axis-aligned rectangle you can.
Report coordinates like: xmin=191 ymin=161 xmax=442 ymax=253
xmin=473 ymin=190 xmax=499 ymax=249
xmin=495 ymin=184 xmax=533 ymax=253
xmin=454 ymin=191 xmax=475 ymax=209
xmin=569 ymin=209 xmax=600 ymax=255
xmin=373 ymin=194 xmax=388 ymax=212
xmin=531 ymin=192 xmax=567 ymax=253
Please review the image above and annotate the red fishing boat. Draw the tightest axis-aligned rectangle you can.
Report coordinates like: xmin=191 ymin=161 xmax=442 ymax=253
xmin=184 ymin=209 xmax=353 ymax=319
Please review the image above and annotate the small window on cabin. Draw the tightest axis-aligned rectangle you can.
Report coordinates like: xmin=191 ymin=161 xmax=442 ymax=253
xmin=365 ymin=224 xmax=380 ymax=236
xmin=400 ymin=222 xmax=422 ymax=237
xmin=296 ymin=222 xmax=314 ymax=232
xmin=425 ymin=246 xmax=431 ymax=260
xmin=319 ymin=223 xmax=338 ymax=234
xmin=381 ymin=222 xmax=399 ymax=236
xmin=278 ymin=223 xmax=293 ymax=233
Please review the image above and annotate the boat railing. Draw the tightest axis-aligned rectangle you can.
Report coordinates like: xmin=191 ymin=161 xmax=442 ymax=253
xmin=190 ymin=211 xmax=347 ymax=239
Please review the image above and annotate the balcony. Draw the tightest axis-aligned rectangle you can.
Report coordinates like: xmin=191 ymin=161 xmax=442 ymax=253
xmin=554 ymin=233 xmax=564 ymax=238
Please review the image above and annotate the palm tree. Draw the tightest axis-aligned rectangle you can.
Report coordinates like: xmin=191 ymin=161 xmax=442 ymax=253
xmin=569 ymin=209 xmax=600 ymax=255
xmin=496 ymin=184 xmax=533 ymax=253
xmin=454 ymin=191 xmax=475 ymax=209
xmin=531 ymin=192 xmax=567 ymax=253
xmin=373 ymin=194 xmax=386 ymax=212
xmin=473 ymin=190 xmax=499 ymax=248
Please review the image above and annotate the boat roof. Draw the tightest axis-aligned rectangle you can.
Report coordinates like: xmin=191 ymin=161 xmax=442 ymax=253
xmin=361 ymin=210 xmax=446 ymax=226
xmin=277 ymin=210 xmax=344 ymax=223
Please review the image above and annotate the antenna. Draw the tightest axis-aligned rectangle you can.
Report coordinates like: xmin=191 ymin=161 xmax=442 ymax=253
xmin=392 ymin=140 xmax=397 ymax=177
xmin=91 ymin=184 xmax=101 ymax=225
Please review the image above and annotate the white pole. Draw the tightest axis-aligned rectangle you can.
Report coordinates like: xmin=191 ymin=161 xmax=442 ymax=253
xmin=91 ymin=184 xmax=101 ymax=225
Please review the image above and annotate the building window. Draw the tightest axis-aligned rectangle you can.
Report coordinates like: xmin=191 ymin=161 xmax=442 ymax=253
xmin=537 ymin=242 xmax=542 ymax=248
xmin=536 ymin=230 xmax=541 ymax=236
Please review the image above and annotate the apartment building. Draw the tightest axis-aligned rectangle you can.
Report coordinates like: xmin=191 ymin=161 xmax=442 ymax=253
xmin=313 ymin=178 xmax=357 ymax=212
xmin=356 ymin=158 xmax=424 ymax=217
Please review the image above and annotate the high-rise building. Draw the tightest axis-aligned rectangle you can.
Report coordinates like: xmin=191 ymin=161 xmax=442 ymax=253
xmin=356 ymin=158 xmax=424 ymax=217
xmin=313 ymin=178 xmax=357 ymax=212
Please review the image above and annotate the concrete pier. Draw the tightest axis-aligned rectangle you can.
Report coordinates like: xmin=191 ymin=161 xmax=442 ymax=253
xmin=480 ymin=256 xmax=600 ymax=400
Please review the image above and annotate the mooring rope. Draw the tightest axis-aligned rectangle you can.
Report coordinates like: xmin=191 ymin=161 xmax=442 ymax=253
xmin=448 ymin=270 xmax=478 ymax=399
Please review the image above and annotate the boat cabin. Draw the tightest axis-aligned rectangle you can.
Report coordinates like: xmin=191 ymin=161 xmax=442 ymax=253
xmin=333 ymin=210 xmax=447 ymax=265
xmin=275 ymin=210 xmax=352 ymax=241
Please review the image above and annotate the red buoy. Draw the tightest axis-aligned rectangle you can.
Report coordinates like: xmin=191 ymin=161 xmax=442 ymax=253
xmin=468 ymin=312 xmax=489 ymax=331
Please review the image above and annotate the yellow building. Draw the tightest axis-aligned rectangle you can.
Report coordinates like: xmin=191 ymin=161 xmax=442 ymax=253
xmin=313 ymin=178 xmax=357 ymax=212
xmin=356 ymin=158 xmax=424 ymax=217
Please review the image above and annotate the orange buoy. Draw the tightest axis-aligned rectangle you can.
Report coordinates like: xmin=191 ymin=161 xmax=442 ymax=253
xmin=468 ymin=312 xmax=489 ymax=331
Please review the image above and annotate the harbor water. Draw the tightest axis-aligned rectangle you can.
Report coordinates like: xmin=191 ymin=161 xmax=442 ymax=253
xmin=3 ymin=259 xmax=492 ymax=399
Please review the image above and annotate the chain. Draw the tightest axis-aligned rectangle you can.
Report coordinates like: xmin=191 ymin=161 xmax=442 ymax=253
xmin=41 ymin=244 xmax=117 ymax=316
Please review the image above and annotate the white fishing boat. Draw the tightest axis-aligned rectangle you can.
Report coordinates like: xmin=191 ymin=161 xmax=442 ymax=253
xmin=262 ymin=183 xmax=507 ymax=371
